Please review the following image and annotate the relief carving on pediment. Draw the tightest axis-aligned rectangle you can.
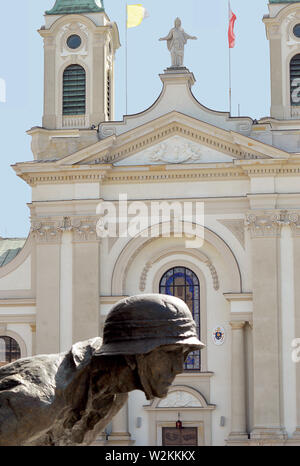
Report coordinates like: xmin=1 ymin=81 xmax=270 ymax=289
xmin=147 ymin=139 xmax=202 ymax=164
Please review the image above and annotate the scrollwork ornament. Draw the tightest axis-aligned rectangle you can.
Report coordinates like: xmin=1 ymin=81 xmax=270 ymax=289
xmin=31 ymin=221 xmax=63 ymax=243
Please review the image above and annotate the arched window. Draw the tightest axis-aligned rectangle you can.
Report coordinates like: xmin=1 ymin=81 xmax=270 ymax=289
xmin=63 ymin=64 xmax=86 ymax=115
xmin=0 ymin=336 xmax=21 ymax=367
xmin=290 ymin=54 xmax=300 ymax=106
xmin=159 ymin=267 xmax=201 ymax=371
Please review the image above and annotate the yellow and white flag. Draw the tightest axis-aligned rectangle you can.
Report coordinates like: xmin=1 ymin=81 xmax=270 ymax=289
xmin=127 ymin=4 xmax=149 ymax=29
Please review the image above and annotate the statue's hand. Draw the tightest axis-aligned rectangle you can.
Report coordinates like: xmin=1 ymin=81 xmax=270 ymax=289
xmin=191 ymin=36 xmax=197 ymax=40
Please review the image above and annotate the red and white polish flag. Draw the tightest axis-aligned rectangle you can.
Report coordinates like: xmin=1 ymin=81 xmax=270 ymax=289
xmin=228 ymin=5 xmax=237 ymax=48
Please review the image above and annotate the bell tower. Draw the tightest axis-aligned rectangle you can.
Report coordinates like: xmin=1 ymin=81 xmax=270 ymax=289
xmin=40 ymin=0 xmax=120 ymax=130
xmin=264 ymin=0 xmax=300 ymax=119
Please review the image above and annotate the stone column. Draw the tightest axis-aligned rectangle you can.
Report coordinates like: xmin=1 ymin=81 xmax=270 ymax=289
xmin=107 ymin=403 xmax=133 ymax=446
xmin=246 ymin=212 xmax=287 ymax=442
xmin=72 ymin=218 xmax=100 ymax=343
xmin=228 ymin=321 xmax=248 ymax=442
xmin=33 ymin=221 xmax=62 ymax=354
xmin=290 ymin=215 xmax=300 ymax=440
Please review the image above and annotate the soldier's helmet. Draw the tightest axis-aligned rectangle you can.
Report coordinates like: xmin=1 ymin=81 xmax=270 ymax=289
xmin=96 ymin=294 xmax=205 ymax=357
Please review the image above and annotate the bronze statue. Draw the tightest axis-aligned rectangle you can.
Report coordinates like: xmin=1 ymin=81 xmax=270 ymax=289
xmin=0 ymin=294 xmax=204 ymax=446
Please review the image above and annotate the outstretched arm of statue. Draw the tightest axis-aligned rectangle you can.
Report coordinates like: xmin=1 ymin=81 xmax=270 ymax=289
xmin=159 ymin=31 xmax=173 ymax=41
xmin=185 ymin=33 xmax=198 ymax=40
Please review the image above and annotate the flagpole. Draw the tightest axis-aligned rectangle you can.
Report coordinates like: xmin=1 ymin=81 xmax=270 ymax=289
xmin=125 ymin=3 xmax=128 ymax=115
xmin=228 ymin=0 xmax=232 ymax=116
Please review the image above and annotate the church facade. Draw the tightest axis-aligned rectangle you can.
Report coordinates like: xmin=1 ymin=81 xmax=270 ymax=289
xmin=2 ymin=0 xmax=300 ymax=446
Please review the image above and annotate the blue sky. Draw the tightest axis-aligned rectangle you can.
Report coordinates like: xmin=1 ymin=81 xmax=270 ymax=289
xmin=0 ymin=0 xmax=270 ymax=238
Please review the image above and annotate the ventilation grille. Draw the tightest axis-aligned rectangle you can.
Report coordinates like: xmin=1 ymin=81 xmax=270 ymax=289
xmin=63 ymin=65 xmax=86 ymax=115
xmin=290 ymin=54 xmax=300 ymax=107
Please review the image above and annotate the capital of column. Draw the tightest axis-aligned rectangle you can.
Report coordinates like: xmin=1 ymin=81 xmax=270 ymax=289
xmin=245 ymin=211 xmax=283 ymax=238
xmin=31 ymin=219 xmax=64 ymax=244
xmin=246 ymin=210 xmax=300 ymax=238
xmin=31 ymin=216 xmax=102 ymax=244
xmin=230 ymin=321 xmax=246 ymax=330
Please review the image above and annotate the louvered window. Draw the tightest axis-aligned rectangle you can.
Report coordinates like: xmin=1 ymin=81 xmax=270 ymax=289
xmin=107 ymin=73 xmax=111 ymax=120
xmin=63 ymin=64 xmax=86 ymax=115
xmin=290 ymin=54 xmax=300 ymax=106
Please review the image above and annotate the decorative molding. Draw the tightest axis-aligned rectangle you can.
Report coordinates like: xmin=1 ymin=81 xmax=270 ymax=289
xmin=112 ymin=222 xmax=242 ymax=295
xmin=142 ymin=138 xmax=203 ymax=164
xmin=246 ymin=210 xmax=300 ymax=238
xmin=98 ymin=122 xmax=268 ymax=166
xmin=230 ymin=321 xmax=246 ymax=330
xmin=31 ymin=216 xmax=101 ymax=243
xmin=71 ymin=217 xmax=99 ymax=242
xmin=0 ymin=314 xmax=36 ymax=324
xmin=138 ymin=246 xmax=219 ymax=293
xmin=245 ymin=211 xmax=283 ymax=238
xmin=223 ymin=293 xmax=253 ymax=302
xmin=104 ymin=167 xmax=246 ymax=184
xmin=31 ymin=220 xmax=64 ymax=244
xmin=30 ymin=324 xmax=36 ymax=333
xmin=218 ymin=219 xmax=245 ymax=249
xmin=20 ymin=171 xmax=107 ymax=187
xmin=157 ymin=391 xmax=203 ymax=408
xmin=0 ymin=298 xmax=36 ymax=307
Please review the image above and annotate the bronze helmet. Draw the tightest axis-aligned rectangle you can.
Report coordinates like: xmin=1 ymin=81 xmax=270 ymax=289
xmin=96 ymin=294 xmax=205 ymax=356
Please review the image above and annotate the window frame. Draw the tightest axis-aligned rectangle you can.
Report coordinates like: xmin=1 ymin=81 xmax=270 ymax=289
xmin=159 ymin=266 xmax=201 ymax=372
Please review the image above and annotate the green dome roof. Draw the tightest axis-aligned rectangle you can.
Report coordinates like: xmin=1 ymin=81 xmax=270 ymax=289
xmin=46 ymin=0 xmax=104 ymax=15
xmin=270 ymin=1 xmax=300 ymax=3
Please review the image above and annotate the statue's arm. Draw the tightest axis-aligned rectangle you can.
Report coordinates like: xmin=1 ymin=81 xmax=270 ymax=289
xmin=159 ymin=30 xmax=173 ymax=41
xmin=184 ymin=32 xmax=197 ymax=40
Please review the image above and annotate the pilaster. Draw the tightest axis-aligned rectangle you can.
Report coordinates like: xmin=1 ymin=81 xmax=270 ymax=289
xmin=290 ymin=214 xmax=300 ymax=440
xmin=227 ymin=321 xmax=248 ymax=443
xmin=246 ymin=211 xmax=287 ymax=442
xmin=32 ymin=220 xmax=63 ymax=354
xmin=107 ymin=403 xmax=134 ymax=446
xmin=72 ymin=217 xmax=100 ymax=343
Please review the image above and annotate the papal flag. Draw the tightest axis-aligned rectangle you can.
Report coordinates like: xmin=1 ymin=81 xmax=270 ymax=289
xmin=127 ymin=4 xmax=149 ymax=29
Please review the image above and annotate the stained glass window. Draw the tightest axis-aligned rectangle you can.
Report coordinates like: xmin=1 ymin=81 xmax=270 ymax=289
xmin=159 ymin=267 xmax=201 ymax=371
xmin=63 ymin=64 xmax=86 ymax=115
xmin=0 ymin=336 xmax=21 ymax=367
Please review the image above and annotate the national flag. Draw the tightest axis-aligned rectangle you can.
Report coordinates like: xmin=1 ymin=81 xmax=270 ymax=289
xmin=228 ymin=5 xmax=237 ymax=48
xmin=127 ymin=4 xmax=149 ymax=29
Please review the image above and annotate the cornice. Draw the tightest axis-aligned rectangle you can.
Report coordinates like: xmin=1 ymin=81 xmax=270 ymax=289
xmin=102 ymin=166 xmax=247 ymax=184
xmin=13 ymin=159 xmax=300 ymax=187
xmin=0 ymin=314 xmax=36 ymax=324
xmin=41 ymin=113 xmax=288 ymax=168
xmin=0 ymin=299 xmax=36 ymax=307
xmin=14 ymin=167 xmax=110 ymax=187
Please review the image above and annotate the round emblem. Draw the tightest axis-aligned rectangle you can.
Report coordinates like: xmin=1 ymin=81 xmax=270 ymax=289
xmin=212 ymin=326 xmax=225 ymax=346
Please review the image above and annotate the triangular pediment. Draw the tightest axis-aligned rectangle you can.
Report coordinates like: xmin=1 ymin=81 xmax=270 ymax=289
xmin=113 ymin=135 xmax=234 ymax=166
xmin=54 ymin=112 xmax=290 ymax=168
